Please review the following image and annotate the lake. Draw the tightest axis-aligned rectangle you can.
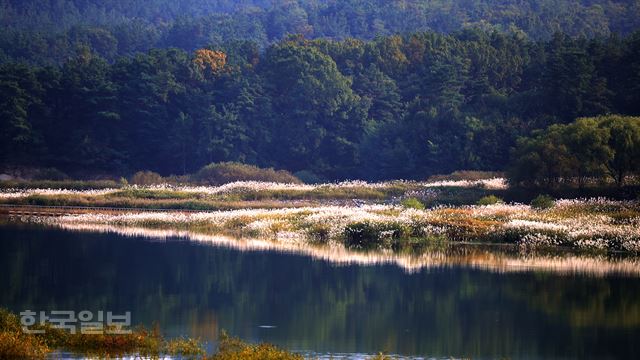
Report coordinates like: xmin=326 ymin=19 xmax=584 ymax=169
xmin=1 ymin=223 xmax=639 ymax=359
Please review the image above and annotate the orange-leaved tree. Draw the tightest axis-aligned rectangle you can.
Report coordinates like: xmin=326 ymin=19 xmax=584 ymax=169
xmin=193 ymin=49 xmax=227 ymax=75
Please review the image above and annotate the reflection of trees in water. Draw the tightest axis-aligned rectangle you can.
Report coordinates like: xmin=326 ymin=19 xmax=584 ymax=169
xmin=506 ymin=273 xmax=640 ymax=329
xmin=189 ymin=309 xmax=219 ymax=341
xmin=1 ymin=224 xmax=639 ymax=358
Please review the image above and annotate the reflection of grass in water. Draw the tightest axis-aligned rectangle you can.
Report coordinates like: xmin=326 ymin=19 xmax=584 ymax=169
xmin=0 ymin=308 xmax=300 ymax=359
xmin=392 ymin=235 xmax=450 ymax=255
xmin=27 ymin=222 xmax=640 ymax=276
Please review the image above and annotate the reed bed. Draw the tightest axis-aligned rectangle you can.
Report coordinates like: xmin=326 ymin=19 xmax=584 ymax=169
xmin=21 ymin=198 xmax=640 ymax=253
xmin=0 ymin=178 xmax=506 ymax=201
xmin=2 ymin=180 xmax=638 ymax=253
xmin=0 ymin=188 xmax=118 ymax=199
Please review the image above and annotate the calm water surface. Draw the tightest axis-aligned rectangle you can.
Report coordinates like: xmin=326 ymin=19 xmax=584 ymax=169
xmin=1 ymin=223 xmax=639 ymax=359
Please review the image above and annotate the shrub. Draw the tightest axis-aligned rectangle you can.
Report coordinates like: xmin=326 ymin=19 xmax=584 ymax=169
xmin=130 ymin=171 xmax=164 ymax=186
xmin=343 ymin=222 xmax=382 ymax=249
xmin=193 ymin=162 xmax=301 ymax=185
xmin=212 ymin=331 xmax=302 ymax=360
xmin=0 ymin=309 xmax=50 ymax=358
xmin=401 ymin=197 xmax=425 ymax=210
xmin=293 ymin=170 xmax=325 ymax=184
xmin=477 ymin=195 xmax=504 ymax=206
xmin=306 ymin=223 xmax=331 ymax=243
xmin=531 ymin=194 xmax=555 ymax=209
xmin=33 ymin=168 xmax=68 ymax=181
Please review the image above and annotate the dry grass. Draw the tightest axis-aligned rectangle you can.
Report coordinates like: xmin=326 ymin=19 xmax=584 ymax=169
xmin=18 ymin=198 xmax=640 ymax=253
xmin=2 ymin=181 xmax=639 ymax=253
xmin=0 ymin=308 xmax=204 ymax=358
xmin=0 ymin=308 xmax=299 ymax=359
xmin=211 ymin=331 xmax=302 ymax=360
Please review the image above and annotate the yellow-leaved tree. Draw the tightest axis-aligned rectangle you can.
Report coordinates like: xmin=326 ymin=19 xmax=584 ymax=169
xmin=193 ymin=49 xmax=227 ymax=75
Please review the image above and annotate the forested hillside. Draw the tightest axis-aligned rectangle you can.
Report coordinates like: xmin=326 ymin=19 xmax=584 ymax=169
xmin=2 ymin=0 xmax=640 ymax=64
xmin=2 ymin=30 xmax=640 ymax=180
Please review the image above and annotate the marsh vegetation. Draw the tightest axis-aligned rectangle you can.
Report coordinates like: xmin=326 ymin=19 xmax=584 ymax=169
xmin=0 ymin=308 xmax=301 ymax=359
xmin=2 ymin=176 xmax=639 ymax=254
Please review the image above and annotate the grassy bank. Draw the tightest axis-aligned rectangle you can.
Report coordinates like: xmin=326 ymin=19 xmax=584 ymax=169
xmin=1 ymin=195 xmax=315 ymax=211
xmin=2 ymin=177 xmax=637 ymax=207
xmin=0 ymin=179 xmax=121 ymax=191
xmin=0 ymin=308 xmax=300 ymax=359
xmin=1 ymin=179 xmax=639 ymax=253
xmin=23 ymin=199 xmax=640 ymax=253
xmin=0 ymin=179 xmax=505 ymax=207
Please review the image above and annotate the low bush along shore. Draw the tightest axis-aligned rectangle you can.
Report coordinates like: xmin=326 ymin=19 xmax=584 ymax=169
xmin=0 ymin=308 xmax=300 ymax=359
xmin=1 ymin=180 xmax=638 ymax=253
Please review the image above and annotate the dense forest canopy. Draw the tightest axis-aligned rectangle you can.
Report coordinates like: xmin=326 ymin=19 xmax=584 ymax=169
xmin=1 ymin=0 xmax=640 ymax=182
xmin=2 ymin=0 xmax=640 ymax=64
xmin=2 ymin=29 xmax=640 ymax=181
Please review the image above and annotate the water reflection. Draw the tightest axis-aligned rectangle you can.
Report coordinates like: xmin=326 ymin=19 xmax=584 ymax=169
xmin=43 ymin=222 xmax=640 ymax=276
xmin=1 ymin=223 xmax=640 ymax=359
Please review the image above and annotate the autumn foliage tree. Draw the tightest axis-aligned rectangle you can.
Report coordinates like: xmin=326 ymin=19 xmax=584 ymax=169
xmin=193 ymin=49 xmax=227 ymax=75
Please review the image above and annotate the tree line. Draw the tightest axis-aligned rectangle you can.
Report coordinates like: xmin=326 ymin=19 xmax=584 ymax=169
xmin=2 ymin=0 xmax=640 ymax=65
xmin=1 ymin=30 xmax=640 ymax=181
xmin=510 ymin=115 xmax=640 ymax=188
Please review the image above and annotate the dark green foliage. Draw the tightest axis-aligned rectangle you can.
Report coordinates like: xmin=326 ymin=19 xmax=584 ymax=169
xmin=294 ymin=170 xmax=325 ymax=184
xmin=477 ymin=195 xmax=504 ymax=206
xmin=600 ymin=115 xmax=640 ymax=185
xmin=0 ymin=180 xmax=119 ymax=190
xmin=428 ymin=171 xmax=503 ymax=182
xmin=343 ymin=221 xmax=431 ymax=250
xmin=531 ymin=195 xmax=556 ymax=210
xmin=2 ymin=0 xmax=640 ymax=65
xmin=343 ymin=222 xmax=385 ymax=250
xmin=401 ymin=197 xmax=425 ymax=210
xmin=260 ymin=40 xmax=367 ymax=177
xmin=509 ymin=116 xmax=640 ymax=187
xmin=1 ymin=30 xmax=640 ymax=181
xmin=31 ymin=168 xmax=69 ymax=181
